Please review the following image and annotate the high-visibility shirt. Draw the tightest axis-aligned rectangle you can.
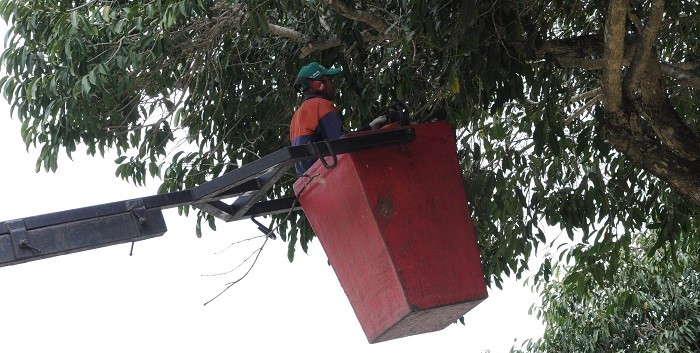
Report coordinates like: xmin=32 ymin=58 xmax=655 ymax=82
xmin=290 ymin=96 xmax=344 ymax=175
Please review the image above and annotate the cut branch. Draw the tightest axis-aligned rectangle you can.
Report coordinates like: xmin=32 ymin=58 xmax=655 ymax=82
xmin=299 ymin=32 xmax=394 ymax=58
xmin=565 ymin=94 xmax=602 ymax=126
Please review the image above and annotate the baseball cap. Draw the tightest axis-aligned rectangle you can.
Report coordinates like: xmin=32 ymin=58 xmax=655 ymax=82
xmin=294 ymin=62 xmax=342 ymax=92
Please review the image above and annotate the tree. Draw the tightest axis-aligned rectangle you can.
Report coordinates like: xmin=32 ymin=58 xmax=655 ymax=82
xmin=1 ymin=0 xmax=699 ymax=288
xmin=513 ymin=233 xmax=700 ymax=352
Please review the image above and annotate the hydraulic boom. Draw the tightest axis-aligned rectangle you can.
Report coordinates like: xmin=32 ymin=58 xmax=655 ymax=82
xmin=0 ymin=127 xmax=416 ymax=267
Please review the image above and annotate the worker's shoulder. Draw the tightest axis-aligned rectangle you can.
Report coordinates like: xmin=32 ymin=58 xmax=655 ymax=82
xmin=301 ymin=97 xmax=337 ymax=112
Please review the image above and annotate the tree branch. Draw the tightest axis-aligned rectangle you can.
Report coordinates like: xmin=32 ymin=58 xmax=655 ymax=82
xmin=660 ymin=63 xmax=700 ymax=89
xmin=535 ymin=35 xmax=604 ymax=61
xmin=323 ymin=0 xmax=390 ymax=33
xmin=565 ymin=94 xmax=602 ymax=126
xmin=268 ymin=24 xmax=310 ymax=42
xmin=601 ymin=0 xmax=628 ymax=114
xmin=638 ymin=60 xmax=700 ymax=161
xmin=624 ymin=0 xmax=665 ymax=95
xmin=617 ymin=0 xmax=700 ymax=161
xmin=571 ymin=88 xmax=602 ymax=104
xmin=299 ymin=32 xmax=393 ymax=58
xmin=602 ymin=122 xmax=700 ymax=205
xmin=668 ymin=61 xmax=700 ymax=72
xmin=536 ymin=36 xmax=700 ymax=90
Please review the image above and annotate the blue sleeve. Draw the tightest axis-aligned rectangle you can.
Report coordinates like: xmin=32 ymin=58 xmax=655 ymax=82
xmin=317 ymin=111 xmax=345 ymax=140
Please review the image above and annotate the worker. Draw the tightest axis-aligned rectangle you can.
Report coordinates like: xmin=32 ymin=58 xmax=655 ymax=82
xmin=290 ymin=62 xmax=387 ymax=176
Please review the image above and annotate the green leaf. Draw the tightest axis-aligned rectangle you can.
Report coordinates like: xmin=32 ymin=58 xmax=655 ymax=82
xmin=287 ymin=229 xmax=297 ymax=262
xmin=81 ymin=76 xmax=91 ymax=96
xmin=533 ymin=119 xmax=546 ymax=155
xmin=70 ymin=11 xmax=78 ymax=29
xmin=101 ymin=5 xmax=111 ymax=22
xmin=114 ymin=155 xmax=127 ymax=164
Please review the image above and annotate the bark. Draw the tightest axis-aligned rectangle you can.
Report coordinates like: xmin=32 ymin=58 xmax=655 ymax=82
xmin=602 ymin=120 xmax=700 ymax=206
xmin=531 ymin=0 xmax=700 ymax=204
xmin=601 ymin=0 xmax=628 ymax=114
xmin=535 ymin=37 xmax=700 ymax=90
xmin=634 ymin=60 xmax=700 ymax=161
xmin=597 ymin=0 xmax=700 ymax=205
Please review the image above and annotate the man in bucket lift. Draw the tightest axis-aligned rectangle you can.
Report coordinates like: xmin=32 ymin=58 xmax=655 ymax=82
xmin=290 ymin=62 xmax=387 ymax=176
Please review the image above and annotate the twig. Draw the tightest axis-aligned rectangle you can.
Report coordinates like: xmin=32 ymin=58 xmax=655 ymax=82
xmin=213 ymin=235 xmax=266 ymax=255
xmin=202 ymin=173 xmax=319 ymax=306
xmin=203 ymin=247 xmax=264 ymax=277
xmin=565 ymin=94 xmax=602 ymax=126
xmin=203 ymin=237 xmax=268 ymax=306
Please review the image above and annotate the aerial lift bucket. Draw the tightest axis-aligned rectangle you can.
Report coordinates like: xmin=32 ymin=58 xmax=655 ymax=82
xmin=293 ymin=120 xmax=487 ymax=343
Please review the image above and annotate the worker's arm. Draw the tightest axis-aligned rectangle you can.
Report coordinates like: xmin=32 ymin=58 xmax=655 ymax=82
xmin=356 ymin=116 xmax=388 ymax=132
xmin=317 ymin=110 xmax=345 ymax=140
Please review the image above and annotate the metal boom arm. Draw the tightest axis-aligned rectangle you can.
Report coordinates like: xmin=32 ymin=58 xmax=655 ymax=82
xmin=0 ymin=127 xmax=416 ymax=267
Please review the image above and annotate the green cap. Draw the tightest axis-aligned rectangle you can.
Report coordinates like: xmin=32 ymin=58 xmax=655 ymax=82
xmin=294 ymin=62 xmax=341 ymax=92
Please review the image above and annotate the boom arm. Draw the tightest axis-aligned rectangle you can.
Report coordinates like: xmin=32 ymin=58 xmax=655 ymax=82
xmin=0 ymin=127 xmax=416 ymax=267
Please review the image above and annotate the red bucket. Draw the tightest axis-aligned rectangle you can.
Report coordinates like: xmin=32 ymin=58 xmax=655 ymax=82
xmin=293 ymin=121 xmax=487 ymax=343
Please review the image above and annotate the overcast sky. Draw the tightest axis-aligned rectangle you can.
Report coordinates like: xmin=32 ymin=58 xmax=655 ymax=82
xmin=0 ymin=42 xmax=544 ymax=353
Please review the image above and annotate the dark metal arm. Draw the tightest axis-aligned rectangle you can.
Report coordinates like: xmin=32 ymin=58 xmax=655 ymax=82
xmin=0 ymin=127 xmax=416 ymax=267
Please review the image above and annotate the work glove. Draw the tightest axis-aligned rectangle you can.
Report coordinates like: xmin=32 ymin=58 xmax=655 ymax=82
xmin=369 ymin=116 xmax=388 ymax=130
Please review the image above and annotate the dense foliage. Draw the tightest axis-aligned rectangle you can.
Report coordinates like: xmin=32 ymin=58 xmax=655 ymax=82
xmin=1 ymin=0 xmax=699 ymax=289
xmin=514 ymin=233 xmax=700 ymax=352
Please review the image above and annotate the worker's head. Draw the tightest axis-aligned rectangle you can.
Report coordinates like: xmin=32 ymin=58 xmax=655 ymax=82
xmin=294 ymin=62 xmax=341 ymax=99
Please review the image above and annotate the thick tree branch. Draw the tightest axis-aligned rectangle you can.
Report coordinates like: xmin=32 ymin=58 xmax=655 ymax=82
xmin=601 ymin=0 xmax=628 ymax=114
xmin=614 ymin=0 xmax=700 ymax=161
xmin=300 ymin=37 xmax=343 ymax=57
xmin=536 ymin=37 xmax=700 ymax=89
xmin=602 ymin=122 xmax=700 ymax=205
xmin=536 ymin=36 xmax=700 ymax=90
xmin=624 ymin=0 xmax=665 ymax=95
xmin=637 ymin=60 xmax=700 ymax=161
xmin=536 ymin=35 xmax=604 ymax=60
xmin=203 ymin=1 xmax=397 ymax=58
xmin=670 ymin=61 xmax=700 ymax=72
xmin=297 ymin=1 xmax=398 ymax=57
xmin=660 ymin=63 xmax=700 ymax=89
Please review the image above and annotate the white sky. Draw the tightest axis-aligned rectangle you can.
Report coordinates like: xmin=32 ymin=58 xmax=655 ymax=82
xmin=0 ymin=68 xmax=544 ymax=353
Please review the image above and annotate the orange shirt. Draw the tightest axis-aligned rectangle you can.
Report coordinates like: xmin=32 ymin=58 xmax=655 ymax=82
xmin=289 ymin=96 xmax=344 ymax=175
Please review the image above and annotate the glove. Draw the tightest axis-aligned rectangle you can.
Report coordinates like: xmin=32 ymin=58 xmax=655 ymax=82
xmin=369 ymin=116 xmax=388 ymax=130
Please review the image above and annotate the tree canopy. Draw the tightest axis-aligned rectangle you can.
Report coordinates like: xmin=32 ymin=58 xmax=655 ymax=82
xmin=1 ymin=0 xmax=699 ymax=288
xmin=514 ymin=233 xmax=700 ymax=352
